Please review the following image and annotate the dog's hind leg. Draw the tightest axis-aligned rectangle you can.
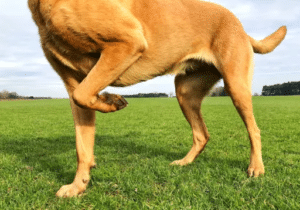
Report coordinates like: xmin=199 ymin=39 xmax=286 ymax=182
xmin=171 ymin=62 xmax=221 ymax=166
xmin=221 ymin=44 xmax=265 ymax=177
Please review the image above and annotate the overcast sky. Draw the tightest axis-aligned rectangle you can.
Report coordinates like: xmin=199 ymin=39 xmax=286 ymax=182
xmin=0 ymin=0 xmax=299 ymax=98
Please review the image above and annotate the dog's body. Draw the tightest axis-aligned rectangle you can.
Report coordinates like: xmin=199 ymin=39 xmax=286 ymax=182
xmin=28 ymin=0 xmax=287 ymax=197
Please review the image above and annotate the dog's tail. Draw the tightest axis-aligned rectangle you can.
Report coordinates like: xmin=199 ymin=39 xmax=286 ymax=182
xmin=249 ymin=26 xmax=287 ymax=54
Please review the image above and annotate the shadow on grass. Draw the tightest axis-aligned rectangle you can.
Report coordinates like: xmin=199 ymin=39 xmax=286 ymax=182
xmin=95 ymin=133 xmax=184 ymax=161
xmin=97 ymin=133 xmax=246 ymax=169
xmin=0 ymin=135 xmax=76 ymax=181
xmin=1 ymin=132 xmax=246 ymax=182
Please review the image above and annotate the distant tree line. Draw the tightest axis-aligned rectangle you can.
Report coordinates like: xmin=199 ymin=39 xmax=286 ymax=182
xmin=122 ymin=88 xmax=229 ymax=98
xmin=123 ymin=92 xmax=168 ymax=98
xmin=6 ymin=80 xmax=298 ymax=100
xmin=262 ymin=81 xmax=300 ymax=96
xmin=0 ymin=90 xmax=51 ymax=100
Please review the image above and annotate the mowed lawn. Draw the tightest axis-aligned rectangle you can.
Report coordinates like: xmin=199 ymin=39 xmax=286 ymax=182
xmin=0 ymin=96 xmax=299 ymax=209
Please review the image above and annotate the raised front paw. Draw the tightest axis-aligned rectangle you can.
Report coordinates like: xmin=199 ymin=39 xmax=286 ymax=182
xmin=72 ymin=91 xmax=128 ymax=113
xmin=98 ymin=92 xmax=128 ymax=112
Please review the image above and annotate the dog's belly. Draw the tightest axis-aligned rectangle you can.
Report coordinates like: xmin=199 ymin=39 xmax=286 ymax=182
xmin=110 ymin=57 xmax=172 ymax=87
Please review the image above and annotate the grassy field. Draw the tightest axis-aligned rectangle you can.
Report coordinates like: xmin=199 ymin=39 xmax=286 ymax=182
xmin=0 ymin=96 xmax=299 ymax=209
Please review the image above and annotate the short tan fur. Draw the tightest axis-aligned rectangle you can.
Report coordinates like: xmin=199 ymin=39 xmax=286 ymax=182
xmin=28 ymin=0 xmax=287 ymax=197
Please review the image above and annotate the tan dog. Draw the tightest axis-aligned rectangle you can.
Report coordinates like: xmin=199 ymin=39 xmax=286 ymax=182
xmin=28 ymin=0 xmax=287 ymax=197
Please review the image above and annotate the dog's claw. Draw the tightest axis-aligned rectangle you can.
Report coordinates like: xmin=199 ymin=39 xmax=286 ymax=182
xmin=114 ymin=95 xmax=128 ymax=109
xmin=98 ymin=93 xmax=128 ymax=112
xmin=170 ymin=159 xmax=191 ymax=166
xmin=247 ymin=164 xmax=265 ymax=177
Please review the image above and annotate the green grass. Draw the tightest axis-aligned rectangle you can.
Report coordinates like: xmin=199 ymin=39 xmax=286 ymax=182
xmin=0 ymin=96 xmax=299 ymax=209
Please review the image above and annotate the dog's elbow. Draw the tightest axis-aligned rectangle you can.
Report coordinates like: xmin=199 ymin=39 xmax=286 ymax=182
xmin=131 ymin=32 xmax=148 ymax=55
xmin=123 ymin=28 xmax=148 ymax=55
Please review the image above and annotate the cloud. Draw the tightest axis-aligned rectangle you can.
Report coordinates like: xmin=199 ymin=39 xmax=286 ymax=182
xmin=0 ymin=61 xmax=22 ymax=68
xmin=231 ymin=3 xmax=254 ymax=19
xmin=0 ymin=0 xmax=29 ymax=16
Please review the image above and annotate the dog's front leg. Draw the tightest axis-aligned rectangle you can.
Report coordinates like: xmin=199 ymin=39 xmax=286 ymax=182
xmin=72 ymin=35 xmax=147 ymax=112
xmin=56 ymin=98 xmax=96 ymax=197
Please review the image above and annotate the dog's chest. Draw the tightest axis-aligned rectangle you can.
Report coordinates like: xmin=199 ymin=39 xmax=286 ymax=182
xmin=44 ymin=33 xmax=99 ymax=75
xmin=29 ymin=0 xmax=195 ymax=86
xmin=30 ymin=0 xmax=101 ymax=74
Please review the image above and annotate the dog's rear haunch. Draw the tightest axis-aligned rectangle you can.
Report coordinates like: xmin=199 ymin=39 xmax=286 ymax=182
xmin=28 ymin=0 xmax=286 ymax=197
